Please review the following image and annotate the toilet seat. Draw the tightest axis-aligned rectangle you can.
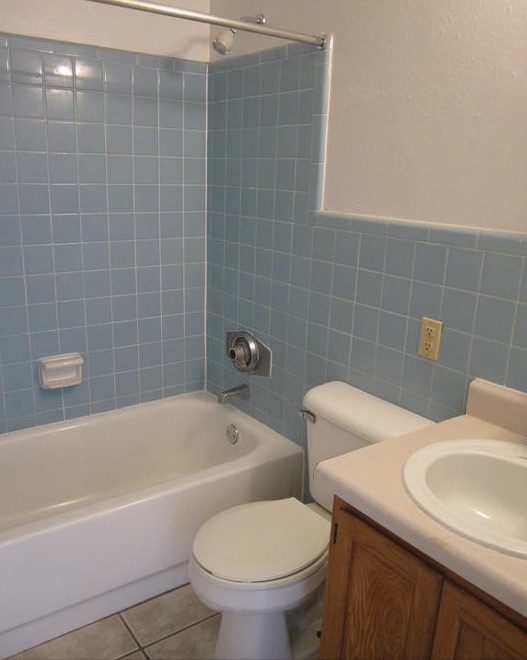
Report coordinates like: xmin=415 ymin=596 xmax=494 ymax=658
xmin=192 ymin=498 xmax=330 ymax=583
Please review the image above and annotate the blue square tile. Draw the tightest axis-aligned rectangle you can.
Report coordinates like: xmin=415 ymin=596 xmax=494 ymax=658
xmin=0 ymin=151 xmax=16 ymax=183
xmin=280 ymin=57 xmax=302 ymax=92
xmin=55 ymin=271 xmax=84 ymax=300
xmin=27 ymin=302 xmax=57 ymax=336
xmin=51 ymin=214 xmax=81 ymax=243
xmin=469 ymin=337 xmax=508 ymax=382
xmin=50 ymin=184 xmax=79 ymax=214
xmin=86 ymin=297 xmax=112 ymax=325
xmin=0 ymin=276 xmax=26 ymax=306
xmin=28 ymin=302 xmax=57 ymax=331
xmin=0 ymin=117 xmax=15 ymax=149
xmin=111 ymin=268 xmax=137 ymax=295
xmin=0 ymin=215 xmax=20 ymax=246
xmin=58 ymin=299 xmax=85 ymax=328
xmin=46 ymin=89 xmax=75 ymax=120
xmin=0 ymin=49 xmax=9 ymax=82
xmin=76 ymin=91 xmax=104 ymax=122
xmin=80 ymin=185 xmax=107 ymax=213
xmin=49 ymin=153 xmax=78 ymax=183
xmin=87 ymin=323 xmax=113 ymax=352
xmin=83 ymin=242 xmax=110 ymax=270
xmin=44 ymin=54 xmax=74 ymax=88
xmin=473 ymin=295 xmax=515 ymax=343
xmin=376 ymin=346 xmax=403 ymax=385
xmin=431 ymin=366 xmax=468 ymax=410
xmin=414 ymin=242 xmax=447 ymax=284
xmin=506 ymin=347 xmax=527 ymax=391
xmin=19 ymin=184 xmax=49 ymax=214
xmin=440 ymin=328 xmax=471 ymax=371
xmin=88 ymin=349 xmax=114 ymax=377
xmin=24 ymin=244 xmax=54 ymax=274
xmin=409 ymin=281 xmax=442 ymax=320
xmin=382 ymin=275 xmax=411 ymax=315
xmin=480 ymin=252 xmax=521 ymax=299
xmin=11 ymin=49 xmax=43 ymax=85
xmin=445 ymin=247 xmax=482 ymax=291
xmin=75 ymin=59 xmax=104 ymax=91
xmin=21 ymin=214 xmax=51 ymax=244
xmin=78 ymin=154 xmax=105 ymax=184
xmin=105 ymin=62 xmax=133 ymax=95
xmin=0 ymin=334 xmax=31 ymax=363
xmin=89 ymin=374 xmax=115 ymax=402
xmin=356 ymin=270 xmax=382 ymax=306
xmin=77 ymin=122 xmax=105 ymax=153
xmin=440 ymin=288 xmax=476 ymax=334
xmin=81 ymin=214 xmax=109 ymax=242
xmin=159 ymin=98 xmax=183 ymax=129
xmin=13 ymin=85 xmax=45 ymax=118
xmin=108 ymin=185 xmax=134 ymax=212
xmin=134 ymin=66 xmax=158 ymax=97
xmin=54 ymin=243 xmax=82 ymax=272
xmin=47 ymin=120 xmax=77 ymax=152
xmin=84 ymin=271 xmax=111 ymax=298
xmin=159 ymin=70 xmax=183 ymax=99
xmin=133 ymin=96 xmax=159 ymax=128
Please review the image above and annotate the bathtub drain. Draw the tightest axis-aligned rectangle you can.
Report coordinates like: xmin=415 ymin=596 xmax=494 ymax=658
xmin=226 ymin=424 xmax=239 ymax=444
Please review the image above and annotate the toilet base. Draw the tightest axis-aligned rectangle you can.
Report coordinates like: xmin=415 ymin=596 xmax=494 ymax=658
xmin=215 ymin=611 xmax=290 ymax=660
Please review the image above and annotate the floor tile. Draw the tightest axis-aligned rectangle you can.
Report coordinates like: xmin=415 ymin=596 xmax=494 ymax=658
xmin=144 ymin=615 xmax=221 ymax=660
xmin=121 ymin=584 xmax=216 ymax=646
xmin=11 ymin=615 xmax=138 ymax=660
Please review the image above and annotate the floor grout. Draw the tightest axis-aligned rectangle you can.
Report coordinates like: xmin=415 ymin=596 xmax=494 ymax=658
xmin=9 ymin=583 xmax=219 ymax=660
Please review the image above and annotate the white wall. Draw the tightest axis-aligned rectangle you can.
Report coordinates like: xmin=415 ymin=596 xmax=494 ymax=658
xmin=0 ymin=0 xmax=211 ymax=61
xmin=211 ymin=0 xmax=527 ymax=232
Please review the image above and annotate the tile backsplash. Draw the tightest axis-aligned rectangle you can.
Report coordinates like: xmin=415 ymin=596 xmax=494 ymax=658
xmin=0 ymin=33 xmax=206 ymax=432
xmin=1 ymin=31 xmax=527 ymax=441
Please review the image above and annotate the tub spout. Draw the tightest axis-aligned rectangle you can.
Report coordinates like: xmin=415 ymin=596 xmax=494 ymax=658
xmin=218 ymin=384 xmax=250 ymax=405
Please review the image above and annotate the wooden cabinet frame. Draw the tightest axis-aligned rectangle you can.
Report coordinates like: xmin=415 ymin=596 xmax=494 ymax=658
xmin=321 ymin=497 xmax=527 ymax=660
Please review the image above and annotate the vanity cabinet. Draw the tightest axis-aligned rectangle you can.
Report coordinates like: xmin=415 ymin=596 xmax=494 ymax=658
xmin=320 ymin=497 xmax=527 ymax=660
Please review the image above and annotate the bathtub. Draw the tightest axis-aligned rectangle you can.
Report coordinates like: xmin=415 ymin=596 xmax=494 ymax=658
xmin=0 ymin=391 xmax=303 ymax=658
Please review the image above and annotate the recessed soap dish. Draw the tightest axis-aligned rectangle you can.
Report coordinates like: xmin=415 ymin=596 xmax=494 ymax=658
xmin=38 ymin=353 xmax=84 ymax=389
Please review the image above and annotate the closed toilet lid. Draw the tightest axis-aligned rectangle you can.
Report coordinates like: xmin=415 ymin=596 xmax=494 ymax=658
xmin=192 ymin=498 xmax=330 ymax=582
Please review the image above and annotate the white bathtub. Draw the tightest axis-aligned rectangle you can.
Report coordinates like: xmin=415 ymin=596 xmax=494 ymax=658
xmin=0 ymin=391 xmax=303 ymax=658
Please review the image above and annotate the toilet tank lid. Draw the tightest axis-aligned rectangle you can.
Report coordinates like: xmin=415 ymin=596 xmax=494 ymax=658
xmin=303 ymin=381 xmax=434 ymax=443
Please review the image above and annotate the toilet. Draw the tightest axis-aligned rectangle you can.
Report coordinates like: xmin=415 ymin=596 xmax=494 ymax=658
xmin=189 ymin=381 xmax=433 ymax=660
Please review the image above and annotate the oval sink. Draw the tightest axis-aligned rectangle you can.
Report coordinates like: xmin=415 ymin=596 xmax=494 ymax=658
xmin=403 ymin=439 xmax=527 ymax=557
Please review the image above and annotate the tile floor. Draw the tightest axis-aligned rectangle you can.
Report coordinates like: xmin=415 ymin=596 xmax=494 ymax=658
xmin=10 ymin=584 xmax=220 ymax=660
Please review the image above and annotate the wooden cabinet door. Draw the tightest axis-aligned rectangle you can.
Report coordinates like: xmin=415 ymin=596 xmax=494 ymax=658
xmin=321 ymin=503 xmax=443 ymax=660
xmin=432 ymin=582 xmax=527 ymax=660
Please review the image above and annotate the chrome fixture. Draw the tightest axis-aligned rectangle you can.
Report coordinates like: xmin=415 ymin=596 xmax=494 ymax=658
xmin=226 ymin=331 xmax=272 ymax=377
xmin=212 ymin=14 xmax=266 ymax=56
xmin=226 ymin=424 xmax=239 ymax=444
xmin=84 ymin=0 xmax=327 ymax=49
xmin=218 ymin=384 xmax=250 ymax=405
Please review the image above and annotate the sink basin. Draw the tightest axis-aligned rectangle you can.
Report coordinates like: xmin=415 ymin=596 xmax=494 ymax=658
xmin=403 ymin=439 xmax=527 ymax=557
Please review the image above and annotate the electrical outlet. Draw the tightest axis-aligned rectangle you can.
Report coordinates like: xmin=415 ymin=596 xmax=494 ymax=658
xmin=418 ymin=317 xmax=443 ymax=361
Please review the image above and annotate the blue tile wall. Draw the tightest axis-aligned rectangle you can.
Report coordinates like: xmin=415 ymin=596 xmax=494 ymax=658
xmin=2 ymin=33 xmax=527 ymax=442
xmin=0 ymin=33 xmax=206 ymax=432
xmin=207 ymin=43 xmax=527 ymax=451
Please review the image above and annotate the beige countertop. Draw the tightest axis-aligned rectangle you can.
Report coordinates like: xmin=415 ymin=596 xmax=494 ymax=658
xmin=315 ymin=379 xmax=527 ymax=618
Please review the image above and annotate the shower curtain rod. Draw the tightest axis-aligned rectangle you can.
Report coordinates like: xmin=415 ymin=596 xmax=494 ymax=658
xmin=85 ymin=0 xmax=327 ymax=49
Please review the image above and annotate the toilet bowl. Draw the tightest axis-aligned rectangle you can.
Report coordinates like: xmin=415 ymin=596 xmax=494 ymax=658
xmin=190 ymin=382 xmax=434 ymax=660
xmin=189 ymin=498 xmax=329 ymax=660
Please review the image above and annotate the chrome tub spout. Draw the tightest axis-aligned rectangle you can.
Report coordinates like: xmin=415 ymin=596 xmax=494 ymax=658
xmin=218 ymin=384 xmax=250 ymax=405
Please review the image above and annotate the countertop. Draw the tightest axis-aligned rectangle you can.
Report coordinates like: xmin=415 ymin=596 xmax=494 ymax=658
xmin=315 ymin=379 xmax=527 ymax=618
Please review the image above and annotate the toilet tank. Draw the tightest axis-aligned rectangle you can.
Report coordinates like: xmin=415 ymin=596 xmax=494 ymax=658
xmin=303 ymin=382 xmax=434 ymax=510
